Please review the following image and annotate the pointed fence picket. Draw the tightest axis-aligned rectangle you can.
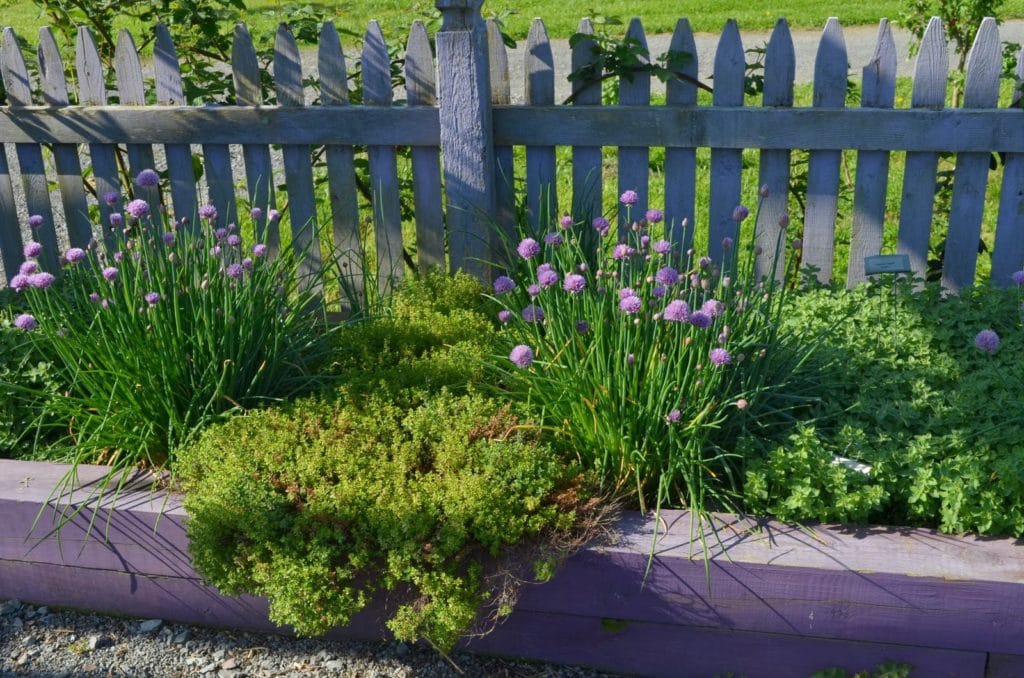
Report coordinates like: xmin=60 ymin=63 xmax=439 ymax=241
xmin=991 ymin=49 xmax=1024 ymax=287
xmin=113 ymin=29 xmax=159 ymax=219
xmin=488 ymin=19 xmax=517 ymax=257
xmin=153 ymin=25 xmax=198 ymax=233
xmin=708 ymin=21 xmax=745 ymax=266
xmin=525 ymin=18 xmax=556 ymax=236
xmin=570 ymin=18 xmax=602 ymax=227
xmin=663 ymin=19 xmax=699 ymax=258
xmin=617 ymin=18 xmax=651 ymax=230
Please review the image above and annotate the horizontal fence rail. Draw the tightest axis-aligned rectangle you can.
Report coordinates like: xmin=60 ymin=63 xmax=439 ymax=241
xmin=0 ymin=5 xmax=1021 ymax=293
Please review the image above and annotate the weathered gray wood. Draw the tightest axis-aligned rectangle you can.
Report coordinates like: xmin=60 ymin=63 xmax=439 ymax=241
xmin=3 ymin=28 xmax=59 ymax=269
xmin=318 ymin=21 xmax=363 ymax=307
xmin=708 ymin=20 xmax=744 ymax=264
xmin=153 ymin=25 xmax=198 ymax=230
xmin=274 ymin=23 xmax=321 ymax=287
xmin=754 ymin=19 xmax=795 ymax=281
xmin=664 ymin=18 xmax=698 ymax=255
xmin=802 ymin=18 xmax=847 ymax=283
xmin=525 ymin=18 xmax=556 ymax=235
xmin=435 ymin=0 xmax=495 ymax=277
xmin=991 ymin=47 xmax=1024 ymax=286
xmin=37 ymin=28 xmax=91 ymax=249
xmin=943 ymin=18 xmax=1001 ymax=291
xmin=487 ymin=18 xmax=516 ymax=258
xmin=202 ymin=144 xmax=235 ymax=231
xmin=232 ymin=23 xmax=275 ymax=246
xmin=617 ymin=18 xmax=650 ymax=230
xmin=405 ymin=21 xmax=444 ymax=273
xmin=570 ymin=18 xmax=602 ymax=229
xmin=898 ymin=17 xmax=948 ymax=280
xmin=113 ymin=28 xmax=158 ymax=218
xmin=848 ymin=20 xmax=897 ymax=287
xmin=0 ymin=147 xmax=23 ymax=278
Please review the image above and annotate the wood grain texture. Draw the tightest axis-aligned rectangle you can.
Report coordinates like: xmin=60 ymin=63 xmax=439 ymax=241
xmin=570 ymin=18 xmax=602 ymax=231
xmin=848 ymin=20 xmax=897 ymax=286
xmin=524 ymin=18 xmax=556 ymax=236
xmin=232 ymin=23 xmax=275 ymax=246
xmin=663 ymin=19 xmax=698 ymax=257
xmin=991 ymin=47 xmax=1024 ymax=286
xmin=617 ymin=18 xmax=650 ymax=230
xmin=153 ymin=25 xmax=197 ymax=230
xmin=708 ymin=20 xmax=744 ymax=265
xmin=943 ymin=18 xmax=1001 ymax=290
xmin=113 ymin=28 xmax=158 ymax=217
xmin=488 ymin=18 xmax=516 ymax=262
xmin=0 ymin=145 xmax=23 ymax=278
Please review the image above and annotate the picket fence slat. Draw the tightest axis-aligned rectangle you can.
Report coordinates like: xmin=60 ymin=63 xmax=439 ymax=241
xmin=617 ymin=18 xmax=650 ymax=229
xmin=754 ymin=19 xmax=795 ymax=281
xmin=898 ymin=17 xmax=948 ymax=281
xmin=406 ymin=21 xmax=444 ymax=273
xmin=488 ymin=18 xmax=517 ymax=257
xmin=363 ymin=21 xmax=403 ymax=291
xmin=847 ymin=20 xmax=897 ymax=286
xmin=943 ymin=17 xmax=1001 ymax=291
xmin=991 ymin=47 xmax=1024 ymax=286
xmin=0 ymin=145 xmax=21 ymax=278
xmin=525 ymin=18 xmax=556 ymax=235
xmin=114 ymin=29 xmax=159 ymax=220
xmin=708 ymin=20 xmax=744 ymax=265
xmin=664 ymin=18 xmax=698 ymax=257
xmin=38 ymin=28 xmax=91 ymax=249
xmin=570 ymin=18 xmax=602 ymax=227
xmin=318 ymin=21 xmax=363 ymax=307
xmin=3 ymin=28 xmax=59 ymax=269
xmin=802 ymin=18 xmax=847 ymax=283
xmin=194 ymin=27 xmax=236 ymax=230
xmin=231 ymin=23 xmax=275 ymax=245
xmin=153 ymin=25 xmax=198 ymax=230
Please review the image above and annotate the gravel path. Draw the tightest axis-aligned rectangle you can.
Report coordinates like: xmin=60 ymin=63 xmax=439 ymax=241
xmin=0 ymin=599 xmax=625 ymax=678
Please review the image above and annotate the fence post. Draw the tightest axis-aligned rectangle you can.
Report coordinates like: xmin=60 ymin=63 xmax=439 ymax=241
xmin=435 ymin=0 xmax=497 ymax=278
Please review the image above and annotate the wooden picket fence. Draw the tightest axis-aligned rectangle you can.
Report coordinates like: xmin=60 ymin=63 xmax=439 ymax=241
xmin=0 ymin=4 xmax=1023 ymax=301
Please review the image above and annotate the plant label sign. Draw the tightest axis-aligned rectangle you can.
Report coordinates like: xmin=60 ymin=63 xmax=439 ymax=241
xmin=864 ymin=254 xmax=911 ymax=276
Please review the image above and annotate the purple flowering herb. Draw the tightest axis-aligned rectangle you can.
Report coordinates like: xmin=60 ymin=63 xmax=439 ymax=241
xmin=689 ymin=311 xmax=711 ymax=328
xmin=65 ymin=247 xmax=86 ymax=264
xmin=559 ymin=215 xmax=573 ymax=229
xmin=522 ymin=305 xmax=545 ymax=323
xmin=9 ymin=274 xmax=29 ymax=292
xmin=509 ymin=344 xmax=535 ymax=368
xmin=517 ymin=238 xmax=541 ymax=259
xmin=227 ymin=234 xmax=241 ymax=247
xmin=975 ymin=329 xmax=1000 ymax=354
xmin=563 ymin=273 xmax=586 ymax=294
xmin=13 ymin=313 xmax=37 ymax=331
xmin=125 ymin=199 xmax=149 ymax=219
xmin=575 ymin=320 xmax=590 ymax=334
xmin=619 ymin=287 xmax=637 ymax=300
xmin=27 ymin=215 xmax=44 ymax=229
xmin=731 ymin=205 xmax=750 ymax=222
xmin=544 ymin=232 xmax=563 ymax=246
xmin=537 ymin=262 xmax=553 ymax=274
xmin=225 ymin=263 xmax=244 ymax=279
xmin=493 ymin=276 xmax=516 ymax=294
xmin=779 ymin=212 xmax=791 ymax=228
xmin=709 ymin=348 xmax=732 ymax=366
xmin=1011 ymin=270 xmax=1024 ymax=286
xmin=252 ymin=243 xmax=268 ymax=258
xmin=268 ymin=209 xmax=281 ymax=222
xmin=498 ymin=310 xmax=513 ymax=324
xmin=144 ymin=291 xmax=161 ymax=305
xmin=242 ymin=257 xmax=254 ymax=270
xmin=162 ymin=232 xmax=176 ymax=246
xmin=538 ymin=268 xmax=559 ymax=288
xmin=18 ymin=261 xmax=38 ymax=276
xmin=652 ymin=239 xmax=671 ymax=255
xmin=663 ymin=300 xmax=690 ymax=322
xmin=645 ymin=209 xmax=664 ymax=224
xmin=88 ymin=292 xmax=100 ymax=303
xmin=250 ymin=207 xmax=263 ymax=221
xmin=198 ymin=204 xmax=218 ymax=222
xmin=701 ymin=299 xmax=724 ymax=318
xmin=791 ymin=238 xmax=803 ymax=251
xmin=655 ymin=266 xmax=679 ymax=285
xmin=100 ymin=299 xmax=110 ymax=309
xmin=626 ymin=353 xmax=635 ymax=366
xmin=109 ymin=212 xmax=123 ymax=228
xmin=215 ymin=227 xmax=228 ymax=240
xmin=103 ymin=191 xmax=120 ymax=206
xmin=102 ymin=266 xmax=119 ymax=281
xmin=698 ymin=256 xmax=712 ymax=269
xmin=135 ymin=169 xmax=160 ymax=188
xmin=527 ymin=284 xmax=542 ymax=298
xmin=592 ymin=216 xmax=610 ymax=236
xmin=113 ymin=251 xmax=124 ymax=263
xmin=665 ymin=409 xmax=681 ymax=424
xmin=722 ymin=237 xmax=734 ymax=251
xmin=619 ymin=295 xmax=642 ymax=315
xmin=23 ymin=242 xmax=42 ymax=258
xmin=612 ymin=243 xmax=632 ymax=260
xmin=212 ymin=245 xmax=222 ymax=256
xmin=620 ymin=190 xmax=638 ymax=206
xmin=28 ymin=272 xmax=55 ymax=289
xmin=640 ymin=235 xmax=650 ymax=250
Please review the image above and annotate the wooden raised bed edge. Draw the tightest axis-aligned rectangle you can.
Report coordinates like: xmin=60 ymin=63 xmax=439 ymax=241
xmin=1 ymin=459 xmax=1022 ymax=678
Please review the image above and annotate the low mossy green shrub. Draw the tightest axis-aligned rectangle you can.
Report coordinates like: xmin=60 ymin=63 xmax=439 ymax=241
xmin=0 ymin=307 xmax=63 ymax=459
xmin=742 ymin=279 xmax=1024 ymax=536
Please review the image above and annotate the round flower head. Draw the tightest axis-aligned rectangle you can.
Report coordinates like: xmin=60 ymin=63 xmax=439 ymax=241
xmin=509 ymin=344 xmax=534 ymax=369
xmin=559 ymin=215 xmax=573 ymax=229
xmin=268 ymin=209 xmax=281 ymax=222
xmin=162 ymin=232 xmax=176 ymax=246
xmin=655 ymin=266 xmax=679 ymax=285
xmin=199 ymin=205 xmax=218 ymax=222
xmin=652 ymin=239 xmax=672 ymax=255
xmin=522 ymin=305 xmax=545 ymax=323
xmin=493 ymin=275 xmax=516 ymax=294
xmin=709 ymin=347 xmax=732 ymax=366
xmin=225 ymin=263 xmax=244 ymax=279
xmin=135 ymin=169 xmax=160 ymax=188
xmin=23 ymin=242 xmax=42 ymax=259
xmin=113 ymin=251 xmax=124 ymax=263
xmin=125 ymin=199 xmax=149 ymax=219
xmin=626 ymin=353 xmax=635 ymax=366
xmin=497 ymin=309 xmax=513 ymax=324
xmin=779 ymin=212 xmax=791 ymax=228
xmin=698 ymin=255 xmax=712 ymax=269
xmin=103 ymin=191 xmax=120 ymax=206
xmin=1011 ymin=270 xmax=1024 ymax=286
xmin=640 ymin=235 xmax=650 ymax=249
xmin=619 ymin=295 xmax=642 ymax=315
xmin=9 ymin=274 xmax=29 ymax=293
xmin=575 ymin=320 xmax=590 ymax=334
xmin=27 ymin=215 xmax=44 ymax=229
xmin=538 ymin=267 xmax=559 ymax=288
xmin=731 ymin=205 xmax=750 ymax=222
xmin=215 ymin=227 xmax=228 ymax=240
xmin=88 ymin=292 xmax=100 ymax=303
xmin=612 ymin=243 xmax=632 ymax=260
xmin=144 ymin=291 xmax=161 ymax=305
xmin=517 ymin=238 xmax=541 ymax=260
xmin=252 ymin=243 xmax=268 ymax=258
xmin=620 ymin=190 xmax=638 ymax=206
xmin=663 ymin=300 xmax=690 ymax=322
xmin=664 ymin=409 xmax=682 ymax=424
xmin=28 ymin=272 xmax=55 ymax=289
xmin=102 ymin=266 xmax=119 ymax=281
xmin=619 ymin=287 xmax=637 ymax=300
xmin=645 ymin=209 xmax=663 ymax=224
xmin=592 ymin=216 xmax=610 ymax=236
xmin=227 ymin=234 xmax=241 ymax=247
xmin=651 ymin=285 xmax=667 ymax=298
xmin=689 ymin=311 xmax=711 ymax=329
xmin=791 ymin=238 xmax=803 ymax=251
xmin=13 ymin=313 xmax=37 ymax=331
xmin=544 ymin=231 xmax=563 ymax=246
xmin=65 ymin=247 xmax=86 ymax=264
xmin=109 ymin=212 xmax=123 ymax=228
xmin=563 ymin=273 xmax=586 ymax=294
xmin=18 ymin=261 xmax=38 ymax=276
xmin=242 ymin=257 xmax=254 ymax=270
xmin=722 ymin=237 xmax=734 ymax=251
xmin=701 ymin=299 xmax=725 ymax=318
xmin=250 ymin=207 xmax=263 ymax=221
xmin=975 ymin=329 xmax=1000 ymax=354
xmin=527 ymin=284 xmax=542 ymax=298
xmin=537 ymin=262 xmax=553 ymax=274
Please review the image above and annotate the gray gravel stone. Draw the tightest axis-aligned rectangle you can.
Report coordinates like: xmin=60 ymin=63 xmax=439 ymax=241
xmin=137 ymin=618 xmax=164 ymax=633
xmin=87 ymin=634 xmax=114 ymax=650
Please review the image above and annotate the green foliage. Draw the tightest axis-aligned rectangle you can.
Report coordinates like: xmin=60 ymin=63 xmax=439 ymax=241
xmin=812 ymin=660 xmax=912 ymax=678
xmin=743 ymin=279 xmax=1024 ymax=537
xmin=0 ymin=306 xmax=63 ymax=458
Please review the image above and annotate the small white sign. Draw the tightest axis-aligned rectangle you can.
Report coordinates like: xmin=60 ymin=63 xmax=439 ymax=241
xmin=864 ymin=254 xmax=911 ymax=275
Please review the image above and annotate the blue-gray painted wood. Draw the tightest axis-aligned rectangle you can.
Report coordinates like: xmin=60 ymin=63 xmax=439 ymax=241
xmin=617 ymin=18 xmax=650 ymax=232
xmin=898 ymin=17 xmax=948 ymax=281
xmin=754 ymin=19 xmax=795 ymax=282
xmin=153 ymin=25 xmax=198 ymax=231
xmin=274 ymin=23 xmax=321 ymax=290
xmin=570 ymin=18 xmax=602 ymax=230
xmin=991 ymin=47 xmax=1024 ymax=286
xmin=0 ymin=146 xmax=22 ymax=280
xmin=803 ymin=18 xmax=847 ymax=284
xmin=943 ymin=18 xmax=1001 ymax=291
xmin=113 ymin=30 xmax=161 ymax=219
xmin=202 ymin=144 xmax=236 ymax=231
xmin=708 ymin=20 xmax=744 ymax=265
xmin=487 ymin=18 xmax=517 ymax=261
xmin=38 ymin=28 xmax=91 ymax=249
xmin=363 ymin=21 xmax=403 ymax=292
xmin=405 ymin=21 xmax=445 ymax=273
xmin=232 ymin=23 xmax=275 ymax=247
xmin=525 ymin=18 xmax=556 ymax=236
xmin=318 ymin=21 xmax=363 ymax=309
xmin=435 ymin=0 xmax=495 ymax=278
xmin=2 ymin=28 xmax=59 ymax=270
xmin=664 ymin=18 xmax=698 ymax=257
xmin=848 ymin=20 xmax=897 ymax=287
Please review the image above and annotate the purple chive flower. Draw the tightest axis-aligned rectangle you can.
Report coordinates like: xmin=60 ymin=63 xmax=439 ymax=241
xmin=522 ymin=305 xmax=545 ymax=323
xmin=214 ymin=228 xmax=228 ymax=240
xmin=620 ymin=190 xmax=638 ymax=206
xmin=619 ymin=287 xmax=637 ymax=300
xmin=226 ymin=263 xmax=244 ymax=279
xmin=227 ymin=234 xmax=241 ymax=247
xmin=544 ymin=232 xmax=563 ymax=246
xmin=640 ymin=235 xmax=650 ymax=250
xmin=27 ymin=215 xmax=44 ymax=229
xmin=722 ymin=237 xmax=734 ymax=251
xmin=665 ymin=409 xmax=682 ymax=424
xmin=689 ymin=311 xmax=711 ymax=328
xmin=592 ymin=216 xmax=610 ymax=236
xmin=113 ymin=251 xmax=124 ymax=263
xmin=493 ymin=276 xmax=516 ymax=294
xmin=652 ymin=285 xmax=667 ymax=298
xmin=28 ymin=272 xmax=55 ymax=289
xmin=663 ymin=300 xmax=690 ymax=322
xmin=212 ymin=245 xmax=222 ymax=256
xmin=103 ymin=191 xmax=120 ymax=206
xmin=709 ymin=347 xmax=732 ymax=366
xmin=144 ymin=291 xmax=161 ymax=305
xmin=655 ymin=266 xmax=679 ymax=285
xmin=23 ymin=242 xmax=42 ymax=258
xmin=135 ymin=169 xmax=160 ymax=188
xmin=1011 ymin=270 xmax=1024 ymax=286
xmin=250 ymin=207 xmax=263 ymax=221
xmin=102 ymin=266 xmax=119 ymax=281
xmin=559 ymin=215 xmax=573 ymax=229
xmin=497 ymin=309 xmax=513 ymax=324
xmin=626 ymin=353 xmax=635 ymax=366
xmin=126 ymin=199 xmax=149 ymax=219
xmin=701 ymin=299 xmax=724 ymax=318
xmin=975 ymin=329 xmax=1000 ymax=354
xmin=162 ymin=232 xmax=176 ymax=246
xmin=619 ymin=295 xmax=642 ymax=315
xmin=612 ymin=243 xmax=632 ymax=260
xmin=563 ymin=273 xmax=586 ymax=294
xmin=109 ymin=212 xmax=123 ymax=228
xmin=732 ymin=205 xmax=749 ymax=222
xmin=527 ymin=284 xmax=542 ymax=298
xmin=652 ymin=239 xmax=672 ymax=255
xmin=698 ymin=256 xmax=712 ymax=269
xmin=538 ymin=267 xmax=559 ymax=288
xmin=13 ymin=313 xmax=37 ymax=331
xmin=18 ymin=261 xmax=38 ymax=276
xmin=9 ymin=274 xmax=29 ymax=292
xmin=198 ymin=204 xmax=218 ymax=222
xmin=100 ymin=299 xmax=110 ymax=309
xmin=252 ymin=243 xmax=268 ymax=258
xmin=517 ymin=238 xmax=541 ymax=260
xmin=575 ymin=320 xmax=590 ymax=334
xmin=537 ymin=262 xmax=553 ymax=274
xmin=268 ymin=209 xmax=281 ymax=222
xmin=792 ymin=238 xmax=803 ymax=251
xmin=509 ymin=344 xmax=534 ymax=369
xmin=242 ymin=257 xmax=254 ymax=270
xmin=65 ymin=247 xmax=86 ymax=264
xmin=645 ymin=209 xmax=664 ymax=224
